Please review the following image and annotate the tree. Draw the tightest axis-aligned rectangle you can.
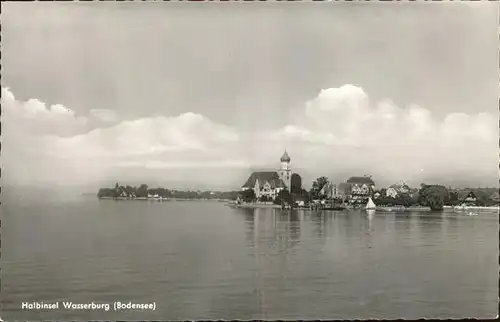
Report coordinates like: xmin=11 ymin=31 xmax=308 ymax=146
xmin=310 ymin=176 xmax=329 ymax=200
xmin=136 ymin=184 xmax=149 ymax=198
xmin=113 ymin=186 xmax=120 ymax=198
xmin=472 ymin=189 xmax=497 ymax=207
xmin=300 ymin=188 xmax=311 ymax=203
xmin=259 ymin=195 xmax=271 ymax=202
xmin=418 ymin=184 xmax=448 ymax=211
xmin=240 ymin=189 xmax=256 ymax=203
xmin=394 ymin=193 xmax=413 ymax=207
xmin=427 ymin=194 xmax=444 ymax=211
xmin=448 ymin=191 xmax=460 ymax=206
xmin=97 ymin=188 xmax=114 ymax=198
xmin=276 ymin=188 xmax=293 ymax=205
xmin=291 ymin=173 xmax=302 ymax=194
xmin=124 ymin=185 xmax=136 ymax=197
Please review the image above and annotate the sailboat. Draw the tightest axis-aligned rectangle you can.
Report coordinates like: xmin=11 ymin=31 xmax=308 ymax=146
xmin=365 ymin=197 xmax=376 ymax=211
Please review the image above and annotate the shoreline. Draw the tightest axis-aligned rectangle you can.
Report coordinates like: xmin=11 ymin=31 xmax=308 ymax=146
xmin=376 ymin=206 xmax=431 ymax=212
xmin=445 ymin=205 xmax=500 ymax=212
xmin=227 ymin=203 xmax=282 ymax=209
xmin=97 ymin=197 xmax=499 ymax=213
xmin=98 ymin=197 xmax=234 ymax=202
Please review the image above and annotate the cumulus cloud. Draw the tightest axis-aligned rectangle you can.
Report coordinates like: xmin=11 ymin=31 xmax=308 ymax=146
xmin=1 ymin=85 xmax=497 ymax=189
xmin=89 ymin=109 xmax=119 ymax=123
xmin=1 ymin=87 xmax=243 ymax=187
xmin=275 ymin=84 xmax=498 ymax=186
xmin=2 ymin=87 xmax=88 ymax=137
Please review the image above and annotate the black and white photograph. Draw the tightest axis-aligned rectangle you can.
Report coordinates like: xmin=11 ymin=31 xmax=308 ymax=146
xmin=1 ymin=1 xmax=498 ymax=320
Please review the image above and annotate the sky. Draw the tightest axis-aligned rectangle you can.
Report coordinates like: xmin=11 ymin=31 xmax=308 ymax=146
xmin=2 ymin=2 xmax=499 ymax=191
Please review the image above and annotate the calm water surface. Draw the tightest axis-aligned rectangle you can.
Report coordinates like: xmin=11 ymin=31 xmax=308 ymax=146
xmin=2 ymin=195 xmax=498 ymax=320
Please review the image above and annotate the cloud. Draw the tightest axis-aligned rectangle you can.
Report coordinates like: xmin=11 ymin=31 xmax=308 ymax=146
xmin=1 ymin=85 xmax=497 ymax=189
xmin=1 ymin=87 xmax=242 ymax=187
xmin=2 ymin=87 xmax=89 ymax=137
xmin=89 ymin=109 xmax=119 ymax=123
xmin=275 ymin=84 xmax=498 ymax=186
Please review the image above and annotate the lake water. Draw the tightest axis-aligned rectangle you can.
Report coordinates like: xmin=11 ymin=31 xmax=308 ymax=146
xmin=2 ymin=195 xmax=498 ymax=320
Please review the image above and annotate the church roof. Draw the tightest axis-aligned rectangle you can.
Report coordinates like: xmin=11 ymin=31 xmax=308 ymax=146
xmin=242 ymin=171 xmax=286 ymax=189
xmin=280 ymin=150 xmax=291 ymax=162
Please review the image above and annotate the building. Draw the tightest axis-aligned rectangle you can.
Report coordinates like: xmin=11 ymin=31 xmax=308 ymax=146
xmin=458 ymin=191 xmax=478 ymax=207
xmin=294 ymin=195 xmax=308 ymax=207
xmin=338 ymin=175 xmax=376 ymax=203
xmin=386 ymin=181 xmax=410 ymax=198
xmin=347 ymin=176 xmax=375 ymax=197
xmin=279 ymin=150 xmax=292 ymax=190
xmin=241 ymin=151 xmax=295 ymax=200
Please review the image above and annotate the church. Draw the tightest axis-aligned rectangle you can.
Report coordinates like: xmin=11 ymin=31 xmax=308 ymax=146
xmin=241 ymin=151 xmax=295 ymax=200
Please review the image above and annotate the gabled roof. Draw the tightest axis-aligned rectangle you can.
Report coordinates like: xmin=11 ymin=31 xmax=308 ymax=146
xmin=458 ymin=190 xmax=477 ymax=200
xmin=242 ymin=171 xmax=286 ymax=189
xmin=388 ymin=184 xmax=410 ymax=191
xmin=262 ymin=178 xmax=286 ymax=189
xmin=338 ymin=182 xmax=352 ymax=192
xmin=347 ymin=176 xmax=375 ymax=185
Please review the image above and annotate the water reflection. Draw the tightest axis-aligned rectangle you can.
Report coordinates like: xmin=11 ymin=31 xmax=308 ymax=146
xmin=358 ymin=211 xmax=374 ymax=249
xmin=444 ymin=214 xmax=459 ymax=236
xmin=288 ymin=211 xmax=301 ymax=246
xmin=310 ymin=210 xmax=336 ymax=239
xmin=247 ymin=208 xmax=303 ymax=319
xmin=417 ymin=212 xmax=444 ymax=241
xmin=226 ymin=206 xmax=498 ymax=319
xmin=393 ymin=212 xmax=413 ymax=240
xmin=234 ymin=208 xmax=257 ymax=246
xmin=238 ymin=208 xmax=302 ymax=253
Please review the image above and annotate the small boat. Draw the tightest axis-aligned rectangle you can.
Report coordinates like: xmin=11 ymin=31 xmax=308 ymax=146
xmin=365 ymin=197 xmax=376 ymax=211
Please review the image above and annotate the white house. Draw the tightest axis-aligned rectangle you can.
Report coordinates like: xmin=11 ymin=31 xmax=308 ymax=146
xmin=386 ymin=182 xmax=410 ymax=198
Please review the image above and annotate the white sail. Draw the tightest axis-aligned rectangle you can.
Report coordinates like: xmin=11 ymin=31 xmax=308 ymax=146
xmin=366 ymin=197 xmax=376 ymax=210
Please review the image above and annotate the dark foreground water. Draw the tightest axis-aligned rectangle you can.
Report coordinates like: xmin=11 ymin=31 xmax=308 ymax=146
xmin=1 ymin=195 xmax=498 ymax=320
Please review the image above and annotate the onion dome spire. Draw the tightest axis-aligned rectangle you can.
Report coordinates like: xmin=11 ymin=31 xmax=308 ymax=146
xmin=280 ymin=150 xmax=291 ymax=163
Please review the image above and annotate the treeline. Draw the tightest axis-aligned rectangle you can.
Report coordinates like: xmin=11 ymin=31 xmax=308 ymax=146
xmin=376 ymin=184 xmax=498 ymax=210
xmin=97 ymin=183 xmax=240 ymax=200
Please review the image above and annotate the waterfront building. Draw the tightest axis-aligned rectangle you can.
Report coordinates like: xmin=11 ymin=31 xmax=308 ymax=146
xmin=458 ymin=191 xmax=478 ymax=207
xmin=337 ymin=175 xmax=376 ymax=203
xmin=386 ymin=181 xmax=410 ymax=198
xmin=241 ymin=150 xmax=296 ymax=200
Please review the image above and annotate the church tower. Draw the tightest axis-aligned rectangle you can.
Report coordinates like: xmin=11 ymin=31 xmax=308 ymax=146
xmin=279 ymin=150 xmax=292 ymax=190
